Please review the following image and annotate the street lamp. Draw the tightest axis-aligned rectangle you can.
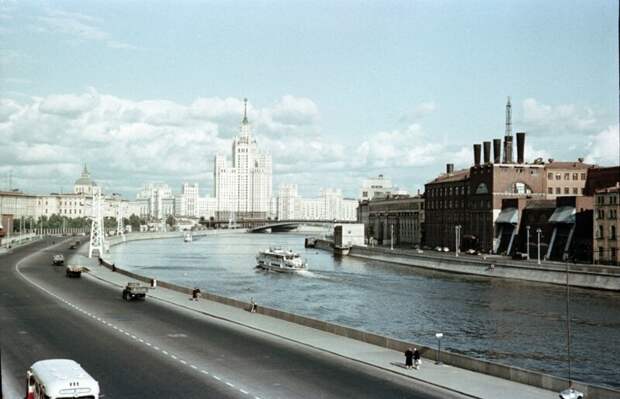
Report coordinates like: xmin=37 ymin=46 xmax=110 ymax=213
xmin=390 ymin=224 xmax=394 ymax=251
xmin=558 ymin=254 xmax=584 ymax=399
xmin=536 ymin=228 xmax=542 ymax=265
xmin=526 ymin=225 xmax=531 ymax=260
xmin=455 ymin=225 xmax=462 ymax=257
xmin=435 ymin=332 xmax=443 ymax=365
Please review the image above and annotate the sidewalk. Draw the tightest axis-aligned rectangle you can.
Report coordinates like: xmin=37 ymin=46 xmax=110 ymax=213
xmin=70 ymin=250 xmax=558 ymax=399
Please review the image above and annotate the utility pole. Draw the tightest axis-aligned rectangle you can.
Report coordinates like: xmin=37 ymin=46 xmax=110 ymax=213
xmin=526 ymin=225 xmax=531 ymax=260
xmin=390 ymin=224 xmax=394 ymax=250
xmin=537 ymin=228 xmax=542 ymax=265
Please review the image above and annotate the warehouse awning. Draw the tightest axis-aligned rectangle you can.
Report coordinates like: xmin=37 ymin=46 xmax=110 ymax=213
xmin=495 ymin=207 xmax=518 ymax=224
xmin=548 ymin=206 xmax=576 ymax=224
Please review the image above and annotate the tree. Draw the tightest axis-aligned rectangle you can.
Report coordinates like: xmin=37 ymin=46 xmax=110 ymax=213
xmin=166 ymin=215 xmax=176 ymax=228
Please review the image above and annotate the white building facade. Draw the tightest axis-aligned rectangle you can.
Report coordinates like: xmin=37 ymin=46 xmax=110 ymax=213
xmin=274 ymin=186 xmax=358 ymax=221
xmin=214 ymin=99 xmax=272 ymax=220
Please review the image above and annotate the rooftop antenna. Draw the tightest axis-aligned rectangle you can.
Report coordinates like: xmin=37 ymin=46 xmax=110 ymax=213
xmin=505 ymin=96 xmax=512 ymax=138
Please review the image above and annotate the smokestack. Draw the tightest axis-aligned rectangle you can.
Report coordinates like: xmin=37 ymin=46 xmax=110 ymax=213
xmin=516 ymin=132 xmax=525 ymax=164
xmin=483 ymin=141 xmax=491 ymax=164
xmin=493 ymin=139 xmax=501 ymax=163
xmin=473 ymin=144 xmax=481 ymax=167
xmin=504 ymin=136 xmax=513 ymax=163
xmin=446 ymin=163 xmax=454 ymax=174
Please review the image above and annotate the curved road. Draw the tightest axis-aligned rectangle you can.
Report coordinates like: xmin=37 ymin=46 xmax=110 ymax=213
xmin=1 ymin=239 xmax=464 ymax=399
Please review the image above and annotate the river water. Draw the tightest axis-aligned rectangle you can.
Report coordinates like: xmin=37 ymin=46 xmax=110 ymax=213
xmin=108 ymin=232 xmax=620 ymax=388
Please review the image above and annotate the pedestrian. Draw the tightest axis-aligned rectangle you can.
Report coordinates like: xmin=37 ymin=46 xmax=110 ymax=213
xmin=404 ymin=347 xmax=413 ymax=369
xmin=413 ymin=348 xmax=421 ymax=370
xmin=250 ymin=297 xmax=257 ymax=313
xmin=191 ymin=288 xmax=201 ymax=301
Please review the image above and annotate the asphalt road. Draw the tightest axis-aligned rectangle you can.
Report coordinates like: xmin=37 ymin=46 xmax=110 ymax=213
xmin=1 ymin=238 xmax=465 ymax=399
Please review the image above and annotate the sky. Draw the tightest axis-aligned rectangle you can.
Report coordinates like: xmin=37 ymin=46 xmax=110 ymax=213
xmin=1 ymin=0 xmax=618 ymax=199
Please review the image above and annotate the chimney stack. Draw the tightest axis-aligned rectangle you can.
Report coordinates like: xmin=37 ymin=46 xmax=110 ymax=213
xmin=504 ymin=136 xmax=513 ymax=163
xmin=493 ymin=139 xmax=501 ymax=163
xmin=446 ymin=163 xmax=454 ymax=174
xmin=473 ymin=144 xmax=481 ymax=167
xmin=483 ymin=141 xmax=491 ymax=164
xmin=516 ymin=132 xmax=525 ymax=164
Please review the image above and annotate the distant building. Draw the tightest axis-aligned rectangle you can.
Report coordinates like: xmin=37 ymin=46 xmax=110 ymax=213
xmin=543 ymin=159 xmax=593 ymax=199
xmin=214 ymin=99 xmax=272 ymax=220
xmin=594 ymin=184 xmax=619 ymax=265
xmin=359 ymin=174 xmax=395 ymax=201
xmin=358 ymin=194 xmax=424 ymax=247
xmin=136 ymin=183 xmax=174 ymax=220
xmin=274 ymin=186 xmax=357 ymax=221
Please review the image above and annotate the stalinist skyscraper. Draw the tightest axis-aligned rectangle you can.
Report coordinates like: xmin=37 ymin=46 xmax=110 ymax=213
xmin=214 ymin=99 xmax=272 ymax=220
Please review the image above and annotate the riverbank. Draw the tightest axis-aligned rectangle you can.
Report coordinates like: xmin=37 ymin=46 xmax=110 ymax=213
xmin=313 ymin=239 xmax=620 ymax=291
xmin=91 ymin=233 xmax=618 ymax=398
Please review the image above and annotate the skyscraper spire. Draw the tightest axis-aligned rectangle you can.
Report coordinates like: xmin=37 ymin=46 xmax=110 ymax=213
xmin=505 ymin=96 xmax=512 ymax=137
xmin=242 ymin=98 xmax=249 ymax=125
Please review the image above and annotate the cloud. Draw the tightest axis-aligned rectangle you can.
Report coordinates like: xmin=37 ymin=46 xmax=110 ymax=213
xmin=269 ymin=95 xmax=319 ymax=126
xmin=400 ymin=101 xmax=437 ymax=122
xmin=35 ymin=8 xmax=136 ymax=50
xmin=0 ymin=91 xmax=325 ymax=195
xmin=585 ymin=125 xmax=620 ymax=166
xmin=521 ymin=98 xmax=598 ymax=135
xmin=39 ymin=91 xmax=100 ymax=117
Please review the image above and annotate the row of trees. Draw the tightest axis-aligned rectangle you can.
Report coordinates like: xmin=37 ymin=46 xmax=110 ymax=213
xmin=10 ymin=214 xmax=149 ymax=233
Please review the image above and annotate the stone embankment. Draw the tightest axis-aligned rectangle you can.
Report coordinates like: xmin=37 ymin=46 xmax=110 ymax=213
xmin=312 ymin=239 xmax=620 ymax=291
xmin=100 ymin=233 xmax=619 ymax=398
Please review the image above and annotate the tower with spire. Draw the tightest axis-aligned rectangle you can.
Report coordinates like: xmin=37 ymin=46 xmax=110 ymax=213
xmin=213 ymin=98 xmax=272 ymax=220
xmin=503 ymin=96 xmax=514 ymax=163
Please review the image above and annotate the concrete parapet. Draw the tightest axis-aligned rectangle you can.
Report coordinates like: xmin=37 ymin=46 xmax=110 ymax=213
xmin=347 ymin=246 xmax=620 ymax=291
xmin=98 ymin=240 xmax=620 ymax=398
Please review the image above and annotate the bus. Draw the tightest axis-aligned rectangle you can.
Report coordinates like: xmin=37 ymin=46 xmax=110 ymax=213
xmin=25 ymin=359 xmax=100 ymax=399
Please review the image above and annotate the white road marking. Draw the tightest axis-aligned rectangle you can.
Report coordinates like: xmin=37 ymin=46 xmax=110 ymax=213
xmin=13 ymin=246 xmax=267 ymax=399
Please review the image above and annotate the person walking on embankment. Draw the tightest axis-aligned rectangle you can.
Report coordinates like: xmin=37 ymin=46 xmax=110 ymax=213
xmin=413 ymin=348 xmax=421 ymax=370
xmin=404 ymin=348 xmax=413 ymax=369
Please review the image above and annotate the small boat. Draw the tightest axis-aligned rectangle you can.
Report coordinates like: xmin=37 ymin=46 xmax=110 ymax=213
xmin=184 ymin=232 xmax=193 ymax=242
xmin=256 ymin=248 xmax=307 ymax=272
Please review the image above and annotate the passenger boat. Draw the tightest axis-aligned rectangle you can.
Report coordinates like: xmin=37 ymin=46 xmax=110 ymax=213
xmin=256 ymin=248 xmax=307 ymax=272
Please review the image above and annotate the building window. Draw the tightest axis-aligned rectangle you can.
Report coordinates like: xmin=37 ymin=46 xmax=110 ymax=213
xmin=555 ymin=187 xmax=561 ymax=194
xmin=598 ymin=225 xmax=604 ymax=239
xmin=564 ymin=173 xmax=570 ymax=180
xmin=556 ymin=174 xmax=561 ymax=180
xmin=572 ymin=173 xmax=578 ymax=180
xmin=564 ymin=187 xmax=570 ymax=194
xmin=548 ymin=188 xmax=553 ymax=194
xmin=580 ymin=173 xmax=586 ymax=180
xmin=573 ymin=187 xmax=578 ymax=194
xmin=611 ymin=225 xmax=617 ymax=240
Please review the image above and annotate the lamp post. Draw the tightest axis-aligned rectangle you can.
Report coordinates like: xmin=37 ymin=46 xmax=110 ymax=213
xmin=390 ymin=224 xmax=394 ymax=251
xmin=455 ymin=225 xmax=461 ymax=257
xmin=536 ymin=228 xmax=542 ymax=265
xmin=435 ymin=332 xmax=443 ymax=365
xmin=526 ymin=225 xmax=531 ymax=260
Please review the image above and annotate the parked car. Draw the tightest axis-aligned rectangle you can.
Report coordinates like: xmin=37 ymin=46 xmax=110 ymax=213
xmin=466 ymin=249 xmax=477 ymax=255
xmin=442 ymin=247 xmax=450 ymax=252
xmin=559 ymin=387 xmax=584 ymax=399
xmin=434 ymin=246 xmax=443 ymax=252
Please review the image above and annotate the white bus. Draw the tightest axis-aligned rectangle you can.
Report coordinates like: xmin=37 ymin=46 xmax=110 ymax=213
xmin=25 ymin=359 xmax=100 ymax=399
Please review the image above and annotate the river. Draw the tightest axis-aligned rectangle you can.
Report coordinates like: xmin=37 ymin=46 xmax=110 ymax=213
xmin=108 ymin=232 xmax=620 ymax=388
